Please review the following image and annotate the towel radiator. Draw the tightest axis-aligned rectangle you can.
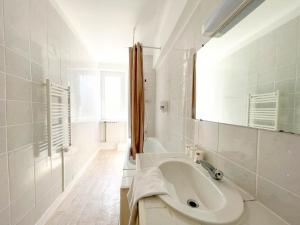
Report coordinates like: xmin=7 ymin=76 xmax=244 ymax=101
xmin=248 ymin=91 xmax=279 ymax=131
xmin=46 ymin=79 xmax=71 ymax=156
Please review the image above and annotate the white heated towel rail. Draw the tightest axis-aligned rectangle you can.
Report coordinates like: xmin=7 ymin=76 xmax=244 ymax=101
xmin=248 ymin=91 xmax=279 ymax=131
xmin=46 ymin=79 xmax=71 ymax=156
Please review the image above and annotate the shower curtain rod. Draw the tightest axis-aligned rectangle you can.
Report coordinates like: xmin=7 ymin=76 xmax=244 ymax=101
xmin=125 ymin=45 xmax=161 ymax=50
xmin=141 ymin=45 xmax=161 ymax=50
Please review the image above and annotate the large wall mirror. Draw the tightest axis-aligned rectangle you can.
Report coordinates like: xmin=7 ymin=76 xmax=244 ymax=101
xmin=196 ymin=0 xmax=300 ymax=134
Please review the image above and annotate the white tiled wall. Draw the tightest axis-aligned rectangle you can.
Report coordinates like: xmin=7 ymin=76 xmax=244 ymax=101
xmin=0 ymin=0 xmax=100 ymax=224
xmin=155 ymin=1 xmax=300 ymax=224
xmin=144 ymin=55 xmax=156 ymax=137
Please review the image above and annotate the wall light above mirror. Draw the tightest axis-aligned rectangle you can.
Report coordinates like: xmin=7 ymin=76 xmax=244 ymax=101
xmin=196 ymin=0 xmax=300 ymax=134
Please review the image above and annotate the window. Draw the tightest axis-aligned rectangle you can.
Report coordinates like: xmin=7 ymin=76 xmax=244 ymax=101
xmin=71 ymin=70 xmax=100 ymax=122
xmin=70 ymin=69 xmax=127 ymax=122
xmin=100 ymin=71 xmax=127 ymax=121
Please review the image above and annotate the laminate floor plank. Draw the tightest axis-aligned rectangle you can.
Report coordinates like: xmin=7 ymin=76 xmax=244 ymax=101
xmin=46 ymin=150 xmax=125 ymax=225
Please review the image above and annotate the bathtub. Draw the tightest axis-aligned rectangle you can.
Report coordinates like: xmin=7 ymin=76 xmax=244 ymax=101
xmin=143 ymin=137 xmax=166 ymax=153
xmin=123 ymin=137 xmax=166 ymax=170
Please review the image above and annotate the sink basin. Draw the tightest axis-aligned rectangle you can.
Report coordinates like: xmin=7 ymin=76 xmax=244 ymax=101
xmin=157 ymin=158 xmax=244 ymax=225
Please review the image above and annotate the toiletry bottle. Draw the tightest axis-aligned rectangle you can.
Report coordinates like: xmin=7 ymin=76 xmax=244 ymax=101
xmin=185 ymin=144 xmax=191 ymax=156
xmin=194 ymin=150 xmax=205 ymax=163
xmin=189 ymin=146 xmax=196 ymax=159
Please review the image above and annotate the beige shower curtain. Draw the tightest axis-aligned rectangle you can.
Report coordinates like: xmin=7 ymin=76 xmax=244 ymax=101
xmin=129 ymin=42 xmax=144 ymax=159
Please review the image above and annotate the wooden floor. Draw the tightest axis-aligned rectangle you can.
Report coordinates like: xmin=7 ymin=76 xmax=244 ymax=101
xmin=46 ymin=150 xmax=125 ymax=225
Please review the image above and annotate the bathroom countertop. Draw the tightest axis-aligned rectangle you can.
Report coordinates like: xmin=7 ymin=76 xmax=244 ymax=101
xmin=136 ymin=153 xmax=289 ymax=225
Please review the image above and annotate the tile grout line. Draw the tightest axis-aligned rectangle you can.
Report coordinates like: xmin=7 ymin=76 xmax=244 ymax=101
xmin=28 ymin=0 xmax=38 ymax=213
xmin=255 ymin=129 xmax=260 ymax=198
xmin=258 ymin=174 xmax=300 ymax=199
xmin=2 ymin=0 xmax=12 ymax=224
xmin=216 ymin=150 xmax=257 ymax=175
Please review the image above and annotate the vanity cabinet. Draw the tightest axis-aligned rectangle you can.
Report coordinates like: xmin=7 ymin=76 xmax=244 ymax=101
xmin=120 ymin=170 xmax=136 ymax=225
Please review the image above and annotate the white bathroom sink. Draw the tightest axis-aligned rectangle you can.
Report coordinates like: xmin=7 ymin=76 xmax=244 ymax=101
xmin=158 ymin=158 xmax=244 ymax=225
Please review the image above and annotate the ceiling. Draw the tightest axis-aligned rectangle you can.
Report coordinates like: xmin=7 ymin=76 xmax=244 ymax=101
xmin=53 ymin=0 xmax=187 ymax=64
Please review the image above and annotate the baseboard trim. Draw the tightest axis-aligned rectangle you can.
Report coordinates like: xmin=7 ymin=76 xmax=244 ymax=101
xmin=35 ymin=149 xmax=100 ymax=225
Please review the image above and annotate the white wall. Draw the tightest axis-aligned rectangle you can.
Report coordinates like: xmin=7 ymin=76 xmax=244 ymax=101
xmin=154 ymin=0 xmax=300 ymax=224
xmin=0 ymin=0 xmax=100 ymax=224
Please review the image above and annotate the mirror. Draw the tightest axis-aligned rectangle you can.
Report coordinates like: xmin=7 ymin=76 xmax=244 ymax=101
xmin=196 ymin=0 xmax=300 ymax=134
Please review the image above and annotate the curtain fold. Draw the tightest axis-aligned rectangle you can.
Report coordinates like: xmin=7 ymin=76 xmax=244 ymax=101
xmin=129 ymin=42 xmax=144 ymax=159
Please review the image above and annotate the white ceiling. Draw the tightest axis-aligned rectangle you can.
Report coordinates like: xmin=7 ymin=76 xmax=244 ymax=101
xmin=53 ymin=0 xmax=187 ymax=64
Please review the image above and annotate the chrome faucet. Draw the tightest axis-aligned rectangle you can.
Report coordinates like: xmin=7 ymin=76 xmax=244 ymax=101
xmin=195 ymin=159 xmax=224 ymax=180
